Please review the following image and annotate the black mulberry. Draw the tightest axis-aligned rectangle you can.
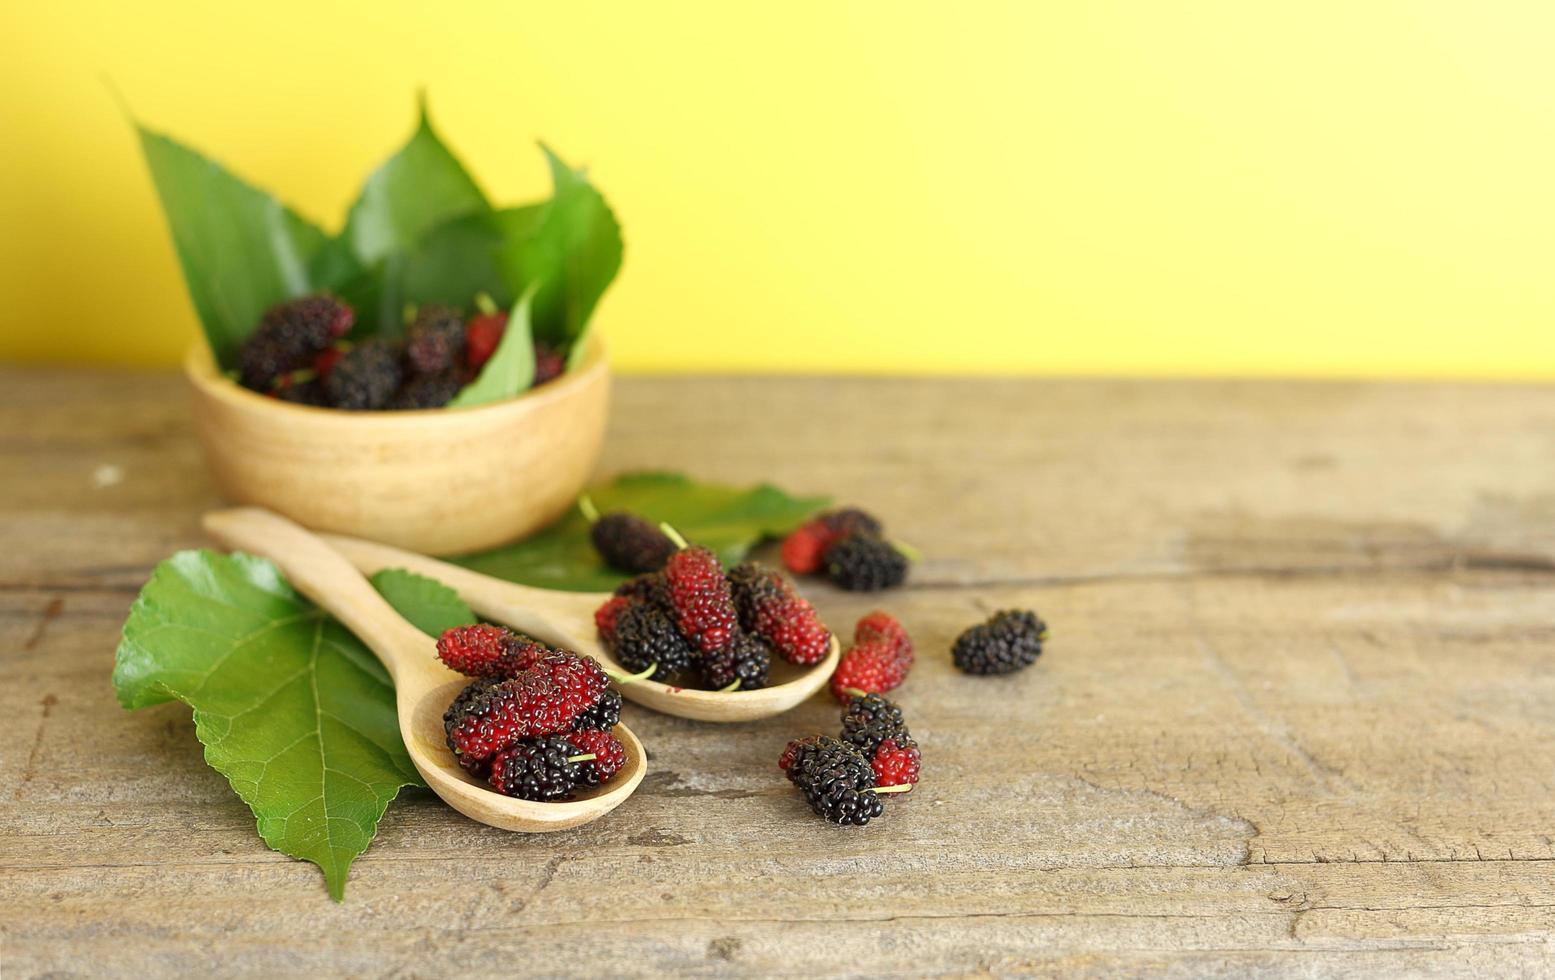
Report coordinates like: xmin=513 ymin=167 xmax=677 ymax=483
xmin=572 ymin=688 xmax=622 ymax=731
xmin=405 ymin=304 xmax=466 ymax=376
xmin=236 ymin=294 xmax=354 ymax=390
xmin=952 ymin=609 xmax=1047 ymax=675
xmin=791 ymin=740 xmax=884 ymax=825
xmin=488 ymin=736 xmax=584 ymax=801
xmin=609 ymin=600 xmax=695 ymax=679
xmin=391 ymin=370 xmax=464 ymax=410
xmin=840 ymin=693 xmax=911 ymax=756
xmin=824 ymin=534 xmax=909 ymax=591
xmin=700 ymin=630 xmax=771 ymax=691
xmin=326 ymin=340 xmax=403 ymax=410
xmin=591 ymin=512 xmax=676 ymax=573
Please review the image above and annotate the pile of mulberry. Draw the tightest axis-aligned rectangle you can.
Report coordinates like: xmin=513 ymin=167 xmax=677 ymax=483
xmin=780 ymin=507 xmax=913 ymax=592
xmin=436 ymin=624 xmax=630 ymax=799
xmin=951 ymin=609 xmax=1047 ymax=675
xmin=595 ymin=542 xmax=823 ymax=692
xmin=778 ymin=692 xmax=921 ymax=825
xmin=236 ymin=294 xmax=354 ymax=391
xmin=830 ymin=611 xmax=913 ymax=701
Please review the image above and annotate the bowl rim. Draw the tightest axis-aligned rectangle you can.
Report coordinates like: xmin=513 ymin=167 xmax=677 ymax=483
xmin=184 ymin=333 xmax=607 ymax=423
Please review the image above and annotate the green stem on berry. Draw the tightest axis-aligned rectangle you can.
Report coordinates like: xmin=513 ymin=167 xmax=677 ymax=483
xmin=891 ymin=539 xmax=923 ymax=563
xmin=269 ymin=367 xmax=318 ymax=391
xmin=578 ymin=494 xmax=601 ymax=524
xmin=566 ymin=753 xmax=597 ymax=764
xmin=474 ymin=292 xmax=498 ymax=315
xmin=841 ymin=687 xmax=868 ymax=699
xmin=659 ymin=523 xmax=690 ymax=550
xmin=869 ymin=783 xmax=914 ymax=795
xmin=604 ymin=662 xmax=658 ymax=686
xmin=718 ymin=678 xmax=742 ymax=693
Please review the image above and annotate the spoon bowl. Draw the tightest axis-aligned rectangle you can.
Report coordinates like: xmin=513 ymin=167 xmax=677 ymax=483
xmin=202 ymin=507 xmax=646 ymax=832
xmin=317 ymin=532 xmax=841 ymax=722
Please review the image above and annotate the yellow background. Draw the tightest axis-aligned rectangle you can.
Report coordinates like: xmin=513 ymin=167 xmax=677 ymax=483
xmin=5 ymin=3 xmax=1555 ymax=376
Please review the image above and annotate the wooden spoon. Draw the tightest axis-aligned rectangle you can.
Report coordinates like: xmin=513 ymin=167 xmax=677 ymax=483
xmin=201 ymin=507 xmax=645 ymax=832
xmin=315 ymin=532 xmax=842 ymax=723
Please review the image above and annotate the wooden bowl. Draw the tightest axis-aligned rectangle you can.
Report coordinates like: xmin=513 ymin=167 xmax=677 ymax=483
xmin=184 ymin=337 xmax=610 ymax=556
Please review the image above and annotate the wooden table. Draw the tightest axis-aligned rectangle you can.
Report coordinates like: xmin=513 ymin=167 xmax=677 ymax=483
xmin=4 ymin=369 xmax=1554 ymax=977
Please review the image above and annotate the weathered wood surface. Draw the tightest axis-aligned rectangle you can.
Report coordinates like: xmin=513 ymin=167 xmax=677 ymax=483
xmin=3 ymin=368 xmax=1555 ymax=977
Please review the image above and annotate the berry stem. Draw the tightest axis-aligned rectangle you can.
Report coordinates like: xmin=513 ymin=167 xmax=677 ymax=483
xmin=566 ymin=753 xmax=597 ymax=764
xmin=402 ymin=302 xmax=418 ymax=325
xmin=474 ymin=292 xmax=498 ymax=315
xmin=892 ymin=539 xmax=923 ymax=563
xmin=578 ymin=495 xmax=601 ymax=524
xmin=869 ymin=784 xmax=915 ymax=795
xmin=659 ymin=523 xmax=690 ymax=550
xmin=841 ymin=687 xmax=868 ymax=698
xmin=269 ymin=367 xmax=318 ymax=391
xmin=718 ymin=678 xmax=742 ymax=693
xmin=604 ymin=662 xmax=658 ymax=686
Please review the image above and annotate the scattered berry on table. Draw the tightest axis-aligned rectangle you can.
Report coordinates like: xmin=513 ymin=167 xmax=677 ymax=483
xmin=606 ymin=599 xmax=696 ymax=680
xmin=464 ymin=309 xmax=508 ymax=371
xmin=791 ymin=740 xmax=885 ymax=825
xmin=820 ymin=508 xmax=885 ymax=540
xmin=236 ymin=294 xmax=354 ymax=390
xmin=824 ymin=534 xmax=909 ymax=592
xmin=664 ymin=545 xmax=739 ymax=654
xmin=701 ymin=630 xmax=772 ymax=691
xmin=405 ymin=304 xmax=466 ymax=376
xmin=488 ymin=736 xmax=586 ymax=801
xmin=830 ymin=638 xmax=908 ymax=701
xmin=780 ymin=522 xmax=829 ymax=575
xmin=870 ymin=737 xmax=921 ymax=789
xmin=952 ymin=609 xmax=1047 ymax=676
xmin=840 ymin=693 xmax=911 ymax=756
xmin=533 ymin=342 xmax=566 ymax=386
xmin=565 ymin=728 xmax=627 ymax=785
xmin=591 ymin=512 xmax=676 ymax=573
xmin=854 ymin=611 xmax=912 ymax=665
xmin=325 ymin=339 xmax=403 ymax=411
xmin=728 ymin=561 xmax=832 ymax=665
xmin=779 ymin=734 xmax=844 ymax=782
xmin=572 ymin=688 xmax=622 ymax=732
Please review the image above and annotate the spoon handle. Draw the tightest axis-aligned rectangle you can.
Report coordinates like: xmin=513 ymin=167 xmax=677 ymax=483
xmin=202 ymin=508 xmax=432 ymax=682
xmin=318 ymin=532 xmax=606 ymax=644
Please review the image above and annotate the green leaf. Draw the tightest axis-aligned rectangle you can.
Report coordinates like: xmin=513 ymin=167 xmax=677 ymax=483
xmin=453 ymin=472 xmax=829 ymax=591
xmin=368 ymin=568 xmax=476 ymax=636
xmin=498 ymin=145 xmax=623 ymax=353
xmin=341 ymin=96 xmax=490 ymax=268
xmin=448 ymin=285 xmax=537 ymax=407
xmin=112 ymin=551 xmax=472 ymax=901
xmin=135 ymin=125 xmax=330 ymax=369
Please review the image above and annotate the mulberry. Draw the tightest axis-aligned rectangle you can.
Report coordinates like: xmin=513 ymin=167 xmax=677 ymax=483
xmin=609 ymin=600 xmax=695 ymax=679
xmin=790 ymin=740 xmax=884 ymax=825
xmin=728 ymin=562 xmax=832 ymax=666
xmin=663 ymin=545 xmax=739 ymax=654
xmin=572 ymin=688 xmax=622 ymax=732
xmin=464 ymin=309 xmax=508 ymax=371
xmin=445 ymin=671 xmax=585 ymax=767
xmin=591 ymin=512 xmax=675 ymax=573
xmin=952 ymin=609 xmax=1047 ymax=675
xmin=391 ymin=371 xmax=464 ymax=410
xmin=840 ymin=693 xmax=911 ymax=756
xmin=824 ymin=534 xmax=908 ymax=592
xmin=594 ymin=596 xmax=632 ymax=645
xmin=854 ymin=611 xmax=912 ymax=665
xmin=830 ymin=639 xmax=907 ymax=702
xmin=566 ymin=728 xmax=627 ymax=785
xmin=405 ymin=304 xmax=466 ymax=376
xmin=533 ymin=342 xmax=565 ymax=386
xmin=701 ymin=630 xmax=771 ymax=691
xmin=325 ymin=340 xmax=403 ymax=410
xmin=871 ymin=737 xmax=921 ymax=789
xmin=488 ymin=736 xmax=584 ymax=801
xmin=236 ymin=294 xmax=354 ymax=390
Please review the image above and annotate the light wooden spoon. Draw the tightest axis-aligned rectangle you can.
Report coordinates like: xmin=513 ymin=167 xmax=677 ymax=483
xmin=201 ymin=507 xmax=646 ymax=832
xmin=316 ymin=532 xmax=842 ymax=723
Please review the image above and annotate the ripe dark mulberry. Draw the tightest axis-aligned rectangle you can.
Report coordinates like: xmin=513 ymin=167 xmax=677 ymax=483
xmin=566 ymin=728 xmax=627 ymax=785
xmin=326 ymin=340 xmax=403 ymax=410
xmin=780 ymin=508 xmax=884 ymax=575
xmin=824 ymin=534 xmax=908 ymax=592
xmin=779 ymin=734 xmax=846 ymax=782
xmin=572 ymin=688 xmax=622 ymax=732
xmin=488 ymin=736 xmax=584 ymax=801
xmin=664 ymin=546 xmax=739 ymax=654
xmin=608 ymin=600 xmax=695 ymax=679
xmin=701 ymin=630 xmax=771 ymax=690
xmin=405 ymin=304 xmax=466 ymax=376
xmin=391 ymin=371 xmax=464 ymax=410
xmin=614 ymin=572 xmax=670 ymax=606
xmin=728 ymin=562 xmax=832 ymax=666
xmin=533 ymin=342 xmax=565 ymax=386
xmin=791 ymin=740 xmax=884 ymax=825
xmin=840 ymin=693 xmax=911 ymax=756
xmin=236 ymin=294 xmax=354 ymax=390
xmin=591 ymin=512 xmax=675 ymax=573
xmin=952 ymin=609 xmax=1047 ymax=675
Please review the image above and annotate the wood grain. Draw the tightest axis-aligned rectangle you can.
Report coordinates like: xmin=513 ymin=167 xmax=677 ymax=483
xmin=3 ymin=367 xmax=1555 ymax=977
